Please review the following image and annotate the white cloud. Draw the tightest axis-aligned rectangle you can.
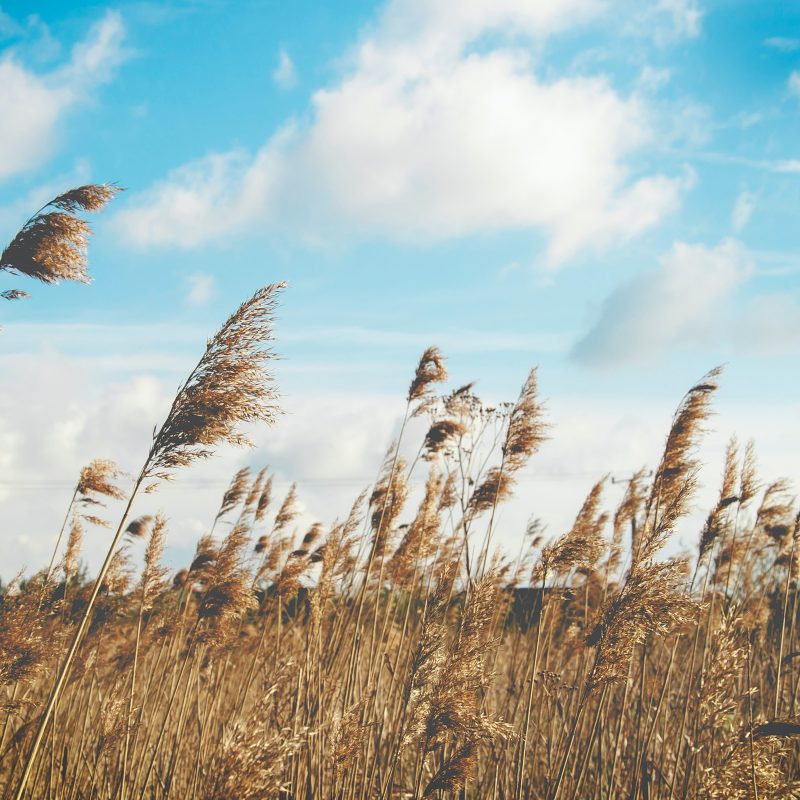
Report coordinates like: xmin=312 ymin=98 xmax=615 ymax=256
xmin=731 ymin=189 xmax=755 ymax=232
xmin=59 ymin=10 xmax=127 ymax=85
xmin=185 ymin=273 xmax=215 ymax=306
xmin=765 ymin=37 xmax=800 ymax=53
xmin=272 ymin=48 xmax=297 ymax=89
xmin=372 ymin=0 xmax=604 ymax=51
xmin=0 ymin=343 xmax=404 ymax=575
xmin=772 ymin=159 xmax=800 ymax=174
xmin=0 ymin=62 xmax=64 ymax=180
xmin=113 ymin=143 xmax=285 ymax=247
xmin=734 ymin=293 xmax=800 ymax=355
xmin=0 ymin=11 xmax=127 ymax=181
xmin=637 ymin=66 xmax=672 ymax=92
xmin=737 ymin=111 xmax=762 ymax=129
xmin=789 ymin=70 xmax=800 ymax=98
xmin=2 ymin=345 xmax=799 ymax=578
xmin=573 ymin=239 xmax=754 ymax=365
xmin=0 ymin=159 xmax=92 ymax=233
xmin=627 ymin=0 xmax=703 ymax=44
xmin=0 ymin=9 xmax=21 ymax=39
xmin=115 ymin=0 xmax=688 ymax=266
xmin=281 ymin=324 xmax=570 ymax=353
xmin=656 ymin=0 xmax=703 ymax=39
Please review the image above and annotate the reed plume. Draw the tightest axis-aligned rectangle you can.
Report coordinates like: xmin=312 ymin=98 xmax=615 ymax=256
xmin=255 ymin=474 xmax=274 ymax=521
xmin=241 ymin=466 xmax=268 ymax=519
xmin=698 ymin=436 xmax=739 ymax=566
xmin=0 ymin=579 xmax=47 ymax=689
xmin=124 ymin=515 xmax=153 ymax=539
xmin=198 ymin=519 xmax=257 ymax=629
xmin=700 ymin=739 xmax=800 ymax=800
xmin=275 ymin=525 xmax=321 ymax=598
xmin=423 ymin=419 xmax=466 ymax=460
xmin=369 ymin=453 xmax=409 ymax=564
xmin=470 ymin=369 xmax=547 ymax=517
xmin=388 ymin=469 xmax=443 ymax=586
xmin=500 ymin=368 xmax=549 ymax=474
xmin=204 ymin=683 xmax=304 ymax=800
xmin=273 ymin=482 xmax=299 ymax=533
xmin=0 ymin=184 xmax=121 ymax=289
xmin=61 ymin=519 xmax=84 ymax=583
xmin=214 ymin=466 xmax=251 ymax=529
xmin=538 ymin=477 xmax=607 ymax=579
xmin=1 ymin=289 xmax=29 ymax=300
xmin=409 ymin=346 xmax=447 ymax=415
xmin=607 ymin=467 xmax=647 ymax=577
xmin=638 ymin=366 xmax=722 ymax=566
xmin=144 ymin=283 xmax=284 ymax=485
xmin=77 ymin=458 xmax=126 ymax=504
xmin=139 ymin=514 xmax=169 ymax=609
xmin=43 ymin=459 xmax=126 ymax=589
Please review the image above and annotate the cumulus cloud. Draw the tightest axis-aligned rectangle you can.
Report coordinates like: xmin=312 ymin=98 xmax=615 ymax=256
xmin=573 ymin=239 xmax=754 ymax=365
xmin=272 ymin=48 xmax=297 ymax=89
xmin=0 ymin=10 xmax=127 ymax=181
xmin=115 ymin=0 xmax=688 ymax=266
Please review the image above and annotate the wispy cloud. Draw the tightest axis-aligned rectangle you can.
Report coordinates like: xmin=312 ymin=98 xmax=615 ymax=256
xmin=272 ymin=48 xmax=297 ymax=89
xmin=656 ymin=0 xmax=702 ymax=39
xmin=731 ymin=189 xmax=755 ymax=232
xmin=0 ymin=321 xmax=207 ymax=375
xmin=789 ymin=70 xmax=800 ymax=98
xmin=666 ymin=150 xmax=800 ymax=175
xmin=280 ymin=325 xmax=572 ymax=354
xmin=0 ymin=320 xmax=572 ymax=362
xmin=185 ymin=272 xmax=215 ymax=305
xmin=774 ymin=159 xmax=800 ymax=173
xmin=0 ymin=10 xmax=128 ymax=181
xmin=764 ymin=37 xmax=800 ymax=53
xmin=0 ymin=159 xmax=91 ymax=231
xmin=626 ymin=0 xmax=703 ymax=44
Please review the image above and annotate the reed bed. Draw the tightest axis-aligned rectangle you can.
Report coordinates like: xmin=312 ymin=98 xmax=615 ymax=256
xmin=1 ymin=191 xmax=800 ymax=798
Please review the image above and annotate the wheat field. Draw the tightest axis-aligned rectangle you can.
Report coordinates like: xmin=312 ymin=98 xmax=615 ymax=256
xmin=1 ymin=187 xmax=800 ymax=799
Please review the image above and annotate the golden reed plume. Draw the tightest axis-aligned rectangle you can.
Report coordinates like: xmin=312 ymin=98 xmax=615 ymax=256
xmin=0 ymin=184 xmax=121 ymax=292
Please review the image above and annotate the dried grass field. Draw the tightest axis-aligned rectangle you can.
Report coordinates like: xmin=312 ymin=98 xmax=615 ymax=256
xmin=1 ymin=186 xmax=799 ymax=799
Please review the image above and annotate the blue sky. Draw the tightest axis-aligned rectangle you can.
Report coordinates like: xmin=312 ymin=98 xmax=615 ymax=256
xmin=0 ymin=0 xmax=799 ymax=575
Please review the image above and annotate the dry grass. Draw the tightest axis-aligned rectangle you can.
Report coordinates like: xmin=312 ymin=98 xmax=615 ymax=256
xmin=1 ymin=199 xmax=800 ymax=797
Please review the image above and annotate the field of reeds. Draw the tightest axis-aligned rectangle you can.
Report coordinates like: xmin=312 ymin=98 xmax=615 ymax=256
xmin=1 ymin=186 xmax=800 ymax=799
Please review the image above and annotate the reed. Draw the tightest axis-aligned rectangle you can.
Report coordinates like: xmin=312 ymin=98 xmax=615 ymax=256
xmin=2 ymin=307 xmax=799 ymax=798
